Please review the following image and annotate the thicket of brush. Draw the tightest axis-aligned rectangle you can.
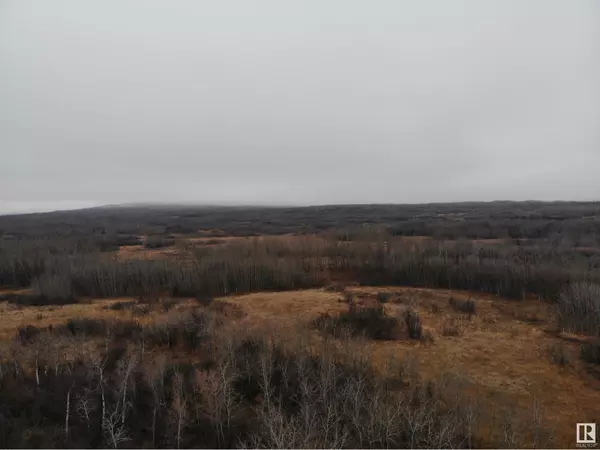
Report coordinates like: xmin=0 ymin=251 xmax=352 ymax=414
xmin=0 ymin=312 xmax=499 ymax=449
xmin=314 ymin=304 xmax=399 ymax=340
xmin=449 ymin=297 xmax=476 ymax=315
xmin=580 ymin=339 xmax=600 ymax=364
xmin=145 ymin=235 xmax=176 ymax=249
xmin=16 ymin=309 xmax=213 ymax=352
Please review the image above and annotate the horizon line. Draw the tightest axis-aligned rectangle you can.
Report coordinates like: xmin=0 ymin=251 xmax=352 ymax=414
xmin=1 ymin=198 xmax=599 ymax=217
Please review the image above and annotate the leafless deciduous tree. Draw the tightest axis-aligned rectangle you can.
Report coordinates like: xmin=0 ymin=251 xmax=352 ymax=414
xmin=169 ymin=370 xmax=188 ymax=449
xmin=103 ymin=404 xmax=130 ymax=449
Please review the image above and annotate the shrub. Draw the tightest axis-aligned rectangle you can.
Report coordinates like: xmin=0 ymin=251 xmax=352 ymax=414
xmin=115 ymin=234 xmax=143 ymax=246
xmin=315 ymin=305 xmax=398 ymax=340
xmin=110 ymin=319 xmax=144 ymax=340
xmin=376 ymin=292 xmax=391 ymax=303
xmin=55 ymin=318 xmax=143 ymax=340
xmin=106 ymin=300 xmax=137 ymax=311
xmin=97 ymin=241 xmax=120 ymax=252
xmin=15 ymin=325 xmax=41 ymax=344
xmin=0 ymin=292 xmax=77 ymax=307
xmin=421 ymin=329 xmax=435 ymax=344
xmin=142 ymin=309 xmax=213 ymax=350
xmin=404 ymin=309 xmax=422 ymax=340
xmin=557 ymin=282 xmax=600 ymax=336
xmin=442 ymin=323 xmax=462 ymax=337
xmin=132 ymin=304 xmax=151 ymax=316
xmin=449 ymin=296 xmax=476 ymax=315
xmin=159 ymin=297 xmax=180 ymax=312
xmin=324 ymin=282 xmax=346 ymax=292
xmin=63 ymin=318 xmax=112 ymax=337
xmin=548 ymin=342 xmax=570 ymax=366
xmin=342 ymin=292 xmax=355 ymax=304
xmin=442 ymin=316 xmax=471 ymax=337
xmin=171 ymin=283 xmax=198 ymax=298
xmin=210 ymin=301 xmax=246 ymax=319
xmin=580 ymin=339 xmax=600 ymax=364
xmin=195 ymin=294 xmax=214 ymax=307
xmin=144 ymin=235 xmax=175 ymax=249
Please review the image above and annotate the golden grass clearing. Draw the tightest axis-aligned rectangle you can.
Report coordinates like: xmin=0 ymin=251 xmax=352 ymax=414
xmin=222 ymin=286 xmax=600 ymax=448
xmin=0 ymin=298 xmax=135 ymax=340
xmin=116 ymin=245 xmax=184 ymax=260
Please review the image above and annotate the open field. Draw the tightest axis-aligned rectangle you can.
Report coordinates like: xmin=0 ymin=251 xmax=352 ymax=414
xmin=0 ymin=202 xmax=600 ymax=448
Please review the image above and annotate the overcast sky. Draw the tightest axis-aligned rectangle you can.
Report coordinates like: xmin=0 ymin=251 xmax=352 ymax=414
xmin=1 ymin=1 xmax=598 ymax=213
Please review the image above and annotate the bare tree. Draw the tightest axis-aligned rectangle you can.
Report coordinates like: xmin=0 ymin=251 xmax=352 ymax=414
xmin=85 ymin=352 xmax=108 ymax=431
xmin=501 ymin=411 xmax=519 ymax=449
xmin=76 ymin=388 xmax=97 ymax=430
xmin=115 ymin=352 xmax=137 ymax=426
xmin=145 ymin=355 xmax=168 ymax=448
xmin=103 ymin=404 xmax=130 ymax=449
xmin=170 ymin=370 xmax=188 ymax=449
xmin=531 ymin=397 xmax=553 ymax=449
xmin=65 ymin=383 xmax=74 ymax=440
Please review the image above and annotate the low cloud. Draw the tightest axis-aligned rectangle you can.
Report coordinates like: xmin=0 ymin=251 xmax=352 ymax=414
xmin=1 ymin=0 xmax=598 ymax=212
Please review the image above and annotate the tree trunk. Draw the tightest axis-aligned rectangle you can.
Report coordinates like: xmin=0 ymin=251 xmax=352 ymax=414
xmin=152 ymin=407 xmax=157 ymax=448
xmin=65 ymin=385 xmax=73 ymax=439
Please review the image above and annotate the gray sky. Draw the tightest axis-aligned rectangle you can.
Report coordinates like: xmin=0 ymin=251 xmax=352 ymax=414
xmin=1 ymin=0 xmax=599 ymax=213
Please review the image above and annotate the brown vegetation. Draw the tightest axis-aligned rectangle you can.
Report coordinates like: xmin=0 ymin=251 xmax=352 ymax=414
xmin=0 ymin=201 xmax=599 ymax=448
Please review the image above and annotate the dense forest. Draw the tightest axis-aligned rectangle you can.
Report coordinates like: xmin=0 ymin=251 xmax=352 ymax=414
xmin=1 ymin=202 xmax=599 ymax=303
